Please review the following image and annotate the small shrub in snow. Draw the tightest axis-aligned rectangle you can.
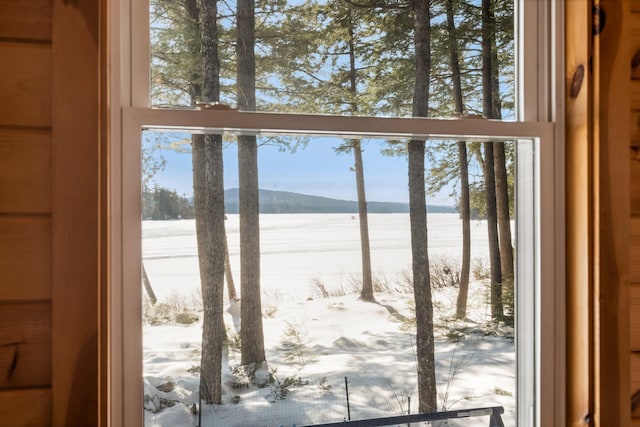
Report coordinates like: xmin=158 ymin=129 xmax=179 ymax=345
xmin=143 ymin=292 xmax=201 ymax=326
xmin=309 ymin=277 xmax=330 ymax=298
xmin=494 ymin=387 xmax=512 ymax=397
xmin=279 ymin=321 xmax=309 ymax=366
xmin=264 ymin=304 xmax=278 ymax=317
xmin=318 ymin=377 xmax=332 ymax=392
xmin=471 ymin=257 xmax=491 ymax=281
xmin=232 ymin=362 xmax=273 ymax=388
xmin=270 ymin=372 xmax=308 ymax=400
xmin=175 ymin=311 xmax=199 ymax=325
xmin=226 ymin=329 xmax=242 ymax=354
xmin=429 ymin=255 xmax=461 ymax=288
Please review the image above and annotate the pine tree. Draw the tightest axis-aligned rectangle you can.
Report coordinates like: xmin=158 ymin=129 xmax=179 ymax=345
xmin=237 ymin=0 xmax=267 ymax=368
xmin=409 ymin=0 xmax=437 ymax=413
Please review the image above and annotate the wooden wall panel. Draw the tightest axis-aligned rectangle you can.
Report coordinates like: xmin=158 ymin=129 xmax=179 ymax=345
xmin=633 ymin=217 xmax=640 ymax=283
xmin=0 ymin=130 xmax=51 ymax=213
xmin=0 ymin=388 xmax=51 ymax=426
xmin=634 ymin=352 xmax=640 ymax=419
xmin=632 ymin=13 xmax=640 ymax=80
xmin=0 ymin=218 xmax=51 ymax=301
xmin=51 ymin=0 xmax=107 ymax=425
xmin=632 ymin=286 xmax=640 ymax=351
xmin=0 ymin=42 xmax=51 ymax=128
xmin=0 ymin=303 xmax=51 ymax=389
xmin=632 ymin=150 xmax=640 ymax=212
xmin=632 ymin=113 xmax=640 ymax=146
xmin=0 ymin=0 xmax=52 ymax=42
xmin=634 ymin=1 xmax=640 ymax=13
xmin=566 ymin=0 xmax=593 ymax=424
xmin=593 ymin=0 xmax=631 ymax=423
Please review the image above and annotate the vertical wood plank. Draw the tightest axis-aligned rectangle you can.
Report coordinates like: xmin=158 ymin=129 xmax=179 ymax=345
xmin=0 ymin=217 xmax=51 ymax=302
xmin=632 ymin=286 xmax=640 ymax=351
xmin=632 ymin=12 xmax=640 ymax=80
xmin=51 ymin=0 xmax=106 ymax=425
xmin=0 ymin=303 xmax=51 ymax=389
xmin=0 ymin=42 xmax=51 ymax=128
xmin=0 ymin=388 xmax=51 ymax=427
xmin=632 ymin=113 xmax=640 ymax=147
xmin=632 ymin=150 xmax=640 ymax=213
xmin=594 ymin=0 xmax=631 ymax=425
xmin=632 ymin=218 xmax=640 ymax=282
xmin=633 ymin=80 xmax=640 ymax=110
xmin=594 ymin=0 xmax=632 ymax=425
xmin=565 ymin=0 xmax=593 ymax=425
xmin=0 ymin=0 xmax=52 ymax=42
xmin=0 ymin=130 xmax=51 ymax=214
xmin=632 ymin=352 xmax=640 ymax=417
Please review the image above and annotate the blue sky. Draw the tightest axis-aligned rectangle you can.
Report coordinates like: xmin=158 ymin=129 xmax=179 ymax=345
xmin=145 ymin=133 xmax=454 ymax=205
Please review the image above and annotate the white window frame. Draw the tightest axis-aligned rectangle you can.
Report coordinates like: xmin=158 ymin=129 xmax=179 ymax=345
xmin=109 ymin=1 xmax=565 ymax=426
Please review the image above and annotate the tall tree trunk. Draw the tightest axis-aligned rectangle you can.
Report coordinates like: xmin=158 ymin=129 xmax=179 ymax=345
xmin=482 ymin=0 xmax=503 ymax=320
xmin=354 ymin=140 xmax=374 ymax=301
xmin=410 ymin=0 xmax=437 ymax=413
xmin=237 ymin=0 xmax=266 ymax=367
xmin=193 ymin=0 xmax=226 ymax=405
xmin=224 ymin=228 xmax=238 ymax=301
xmin=142 ymin=263 xmax=158 ymax=305
xmin=494 ymin=143 xmax=513 ymax=292
xmin=346 ymin=15 xmax=374 ymax=302
xmin=488 ymin=1 xmax=514 ymax=303
xmin=445 ymin=0 xmax=471 ymax=320
xmin=193 ymin=133 xmax=225 ymax=405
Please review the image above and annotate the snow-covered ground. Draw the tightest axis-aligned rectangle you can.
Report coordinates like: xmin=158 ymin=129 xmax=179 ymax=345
xmin=142 ymin=214 xmax=515 ymax=427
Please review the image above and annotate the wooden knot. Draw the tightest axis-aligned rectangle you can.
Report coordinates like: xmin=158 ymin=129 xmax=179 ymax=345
xmin=632 ymin=389 xmax=640 ymax=416
xmin=632 ymin=51 xmax=640 ymax=71
xmin=570 ymin=65 xmax=585 ymax=99
xmin=592 ymin=5 xmax=606 ymax=35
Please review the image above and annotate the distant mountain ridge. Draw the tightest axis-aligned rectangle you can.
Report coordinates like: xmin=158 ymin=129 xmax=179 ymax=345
xmin=224 ymin=188 xmax=456 ymax=214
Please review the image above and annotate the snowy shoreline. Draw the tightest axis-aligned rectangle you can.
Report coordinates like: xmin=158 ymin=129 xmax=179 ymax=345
xmin=142 ymin=214 xmax=515 ymax=426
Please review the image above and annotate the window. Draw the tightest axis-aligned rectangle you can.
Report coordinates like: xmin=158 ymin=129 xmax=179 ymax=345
xmin=111 ymin=1 xmax=564 ymax=426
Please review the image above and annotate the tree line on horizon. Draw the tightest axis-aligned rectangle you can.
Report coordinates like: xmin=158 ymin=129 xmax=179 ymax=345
xmin=142 ymin=186 xmax=459 ymax=218
xmin=149 ymin=0 xmax=515 ymax=414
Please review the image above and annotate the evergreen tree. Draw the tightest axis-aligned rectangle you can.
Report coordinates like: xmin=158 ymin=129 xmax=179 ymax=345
xmin=195 ymin=0 xmax=226 ymax=404
xmin=482 ymin=0 xmax=503 ymax=320
xmin=444 ymin=0 xmax=471 ymax=321
xmin=237 ymin=0 xmax=267 ymax=368
xmin=409 ymin=0 xmax=437 ymax=413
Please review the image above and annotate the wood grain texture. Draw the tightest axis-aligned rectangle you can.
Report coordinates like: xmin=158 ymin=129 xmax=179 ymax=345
xmin=634 ymin=0 xmax=640 ymax=13
xmin=0 ymin=388 xmax=51 ymax=426
xmin=593 ymin=1 xmax=631 ymax=424
xmin=0 ymin=0 xmax=52 ymax=42
xmin=633 ymin=286 xmax=640 ymax=351
xmin=0 ymin=217 xmax=51 ymax=301
xmin=565 ymin=1 xmax=593 ymax=424
xmin=633 ymin=80 xmax=640 ymax=111
xmin=632 ymin=13 xmax=640 ymax=80
xmin=633 ymin=352 xmax=640 ymax=417
xmin=0 ymin=42 xmax=51 ymax=128
xmin=0 ymin=303 xmax=51 ymax=389
xmin=632 ymin=113 xmax=640 ymax=147
xmin=0 ymin=130 xmax=51 ymax=214
xmin=51 ymin=0 xmax=106 ymax=425
xmin=633 ymin=149 xmax=640 ymax=213
xmin=633 ymin=217 xmax=640 ymax=283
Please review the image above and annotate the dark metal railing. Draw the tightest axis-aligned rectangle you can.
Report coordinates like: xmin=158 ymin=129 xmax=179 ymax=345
xmin=298 ymin=406 xmax=505 ymax=427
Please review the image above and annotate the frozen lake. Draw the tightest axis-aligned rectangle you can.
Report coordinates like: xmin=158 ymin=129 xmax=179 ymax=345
xmin=142 ymin=213 xmax=492 ymax=303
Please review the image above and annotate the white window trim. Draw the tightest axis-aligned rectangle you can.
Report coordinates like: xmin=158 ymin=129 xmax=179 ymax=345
xmin=109 ymin=1 xmax=566 ymax=426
